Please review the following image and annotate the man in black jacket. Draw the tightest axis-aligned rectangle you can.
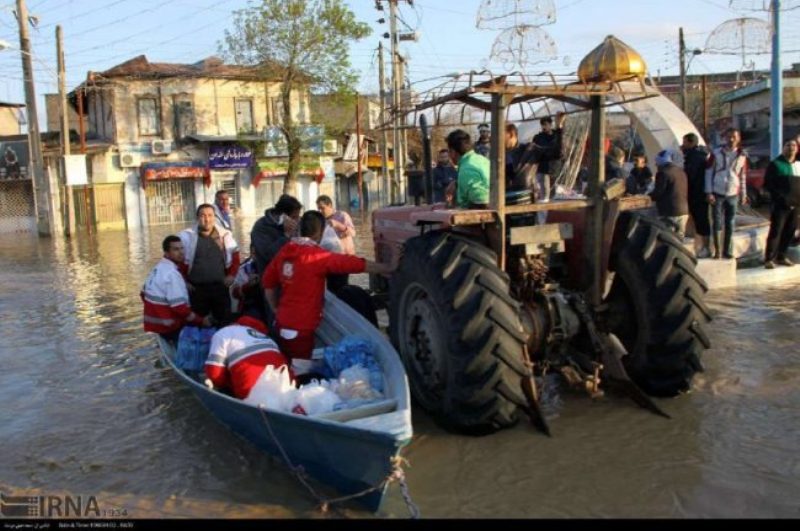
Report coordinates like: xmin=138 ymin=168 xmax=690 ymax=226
xmin=651 ymin=149 xmax=690 ymax=239
xmin=763 ymin=139 xmax=800 ymax=268
xmin=682 ymin=133 xmax=712 ymax=258
xmin=250 ymin=194 xmax=303 ymax=277
xmin=532 ymin=114 xmax=565 ymax=202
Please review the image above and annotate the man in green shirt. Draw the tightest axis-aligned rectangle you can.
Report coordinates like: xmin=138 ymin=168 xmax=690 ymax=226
xmin=447 ymin=129 xmax=490 ymax=209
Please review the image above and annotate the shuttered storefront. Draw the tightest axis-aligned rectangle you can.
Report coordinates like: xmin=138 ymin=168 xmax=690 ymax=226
xmin=145 ymin=180 xmax=196 ymax=225
xmin=0 ymin=180 xmax=35 ymax=233
xmin=93 ymin=184 xmax=126 ymax=230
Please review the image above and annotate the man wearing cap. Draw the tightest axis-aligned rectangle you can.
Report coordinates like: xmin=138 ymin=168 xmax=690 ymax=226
xmin=705 ymin=128 xmax=748 ymax=259
xmin=651 ymin=149 xmax=690 ymax=239
xmin=474 ymin=123 xmax=491 ymax=158
xmin=204 ymin=315 xmax=293 ymax=399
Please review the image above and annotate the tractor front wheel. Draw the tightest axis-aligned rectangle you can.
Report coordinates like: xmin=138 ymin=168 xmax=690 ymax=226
xmin=605 ymin=212 xmax=713 ymax=397
xmin=389 ymin=231 xmax=529 ymax=434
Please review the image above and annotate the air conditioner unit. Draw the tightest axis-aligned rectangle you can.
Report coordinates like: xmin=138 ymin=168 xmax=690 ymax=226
xmin=151 ymin=139 xmax=172 ymax=155
xmin=323 ymin=139 xmax=339 ymax=155
xmin=119 ymin=152 xmax=142 ymax=168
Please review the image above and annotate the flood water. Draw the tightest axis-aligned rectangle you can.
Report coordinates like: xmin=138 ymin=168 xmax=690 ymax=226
xmin=1 ymin=214 xmax=799 ymax=519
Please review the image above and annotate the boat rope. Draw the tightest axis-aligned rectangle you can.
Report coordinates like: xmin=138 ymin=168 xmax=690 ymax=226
xmin=257 ymin=406 xmax=421 ymax=518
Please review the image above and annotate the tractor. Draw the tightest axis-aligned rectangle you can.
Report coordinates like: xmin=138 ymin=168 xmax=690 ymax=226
xmin=368 ymin=37 xmax=712 ymax=435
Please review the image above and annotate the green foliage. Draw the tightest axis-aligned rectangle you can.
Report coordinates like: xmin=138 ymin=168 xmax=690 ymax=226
xmin=221 ymin=0 xmax=370 ymax=192
xmin=222 ymin=0 xmax=371 ymax=94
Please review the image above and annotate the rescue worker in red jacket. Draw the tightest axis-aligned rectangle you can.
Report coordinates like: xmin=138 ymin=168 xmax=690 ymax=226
xmin=204 ymin=315 xmax=292 ymax=399
xmin=262 ymin=210 xmax=392 ymax=375
xmin=141 ymin=235 xmax=211 ymax=342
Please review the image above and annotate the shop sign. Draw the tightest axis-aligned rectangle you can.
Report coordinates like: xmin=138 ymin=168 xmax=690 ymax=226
xmin=208 ymin=144 xmax=253 ymax=170
xmin=263 ymin=125 xmax=325 ymax=157
xmin=141 ymin=161 xmax=209 ymax=187
xmin=252 ymin=158 xmax=325 ymax=187
xmin=0 ymin=140 xmax=30 ymax=181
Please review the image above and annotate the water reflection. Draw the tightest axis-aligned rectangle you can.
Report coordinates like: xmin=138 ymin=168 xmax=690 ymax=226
xmin=0 ymin=217 xmax=798 ymax=518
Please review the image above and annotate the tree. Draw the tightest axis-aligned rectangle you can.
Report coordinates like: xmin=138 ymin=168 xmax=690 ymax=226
xmin=222 ymin=0 xmax=371 ymax=194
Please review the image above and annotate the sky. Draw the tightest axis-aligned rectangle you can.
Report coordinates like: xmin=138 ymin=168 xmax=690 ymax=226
xmin=0 ymin=0 xmax=799 ymax=128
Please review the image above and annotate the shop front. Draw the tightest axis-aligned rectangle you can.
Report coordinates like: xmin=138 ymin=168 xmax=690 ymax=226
xmin=0 ymin=138 xmax=35 ymax=233
xmin=252 ymin=158 xmax=326 ymax=212
xmin=141 ymin=161 xmax=208 ymax=225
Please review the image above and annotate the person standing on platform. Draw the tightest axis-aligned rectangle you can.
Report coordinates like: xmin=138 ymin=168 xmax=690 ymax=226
xmin=763 ymin=139 xmax=800 ymax=269
xmin=705 ymin=128 xmax=748 ymax=259
xmin=682 ymin=133 xmax=712 ymax=258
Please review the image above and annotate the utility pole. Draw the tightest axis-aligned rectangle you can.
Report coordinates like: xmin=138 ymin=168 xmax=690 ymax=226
xmin=17 ymin=0 xmax=51 ymax=236
xmin=770 ymin=0 xmax=782 ymax=158
xmin=702 ymin=75 xmax=709 ymax=142
xmin=57 ymin=25 xmax=75 ymax=237
xmin=388 ymin=0 xmax=407 ymax=204
xmin=399 ymin=53 xmax=408 ymax=176
xmin=378 ymin=41 xmax=390 ymax=205
xmin=76 ymin=85 xmax=90 ymax=234
xmin=355 ymin=92 xmax=364 ymax=212
xmin=679 ymin=27 xmax=687 ymax=114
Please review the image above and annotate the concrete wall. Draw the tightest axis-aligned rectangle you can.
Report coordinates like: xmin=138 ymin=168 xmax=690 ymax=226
xmin=0 ymin=107 xmax=22 ymax=136
xmin=45 ymin=94 xmax=81 ymax=134
xmin=102 ymin=78 xmax=310 ymax=144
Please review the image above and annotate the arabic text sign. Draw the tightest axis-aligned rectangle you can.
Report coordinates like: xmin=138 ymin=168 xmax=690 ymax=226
xmin=141 ymin=161 xmax=207 ymax=182
xmin=208 ymin=144 xmax=254 ymax=170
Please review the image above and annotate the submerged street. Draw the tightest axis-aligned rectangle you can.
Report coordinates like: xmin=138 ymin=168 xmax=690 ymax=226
xmin=1 ymin=217 xmax=798 ymax=518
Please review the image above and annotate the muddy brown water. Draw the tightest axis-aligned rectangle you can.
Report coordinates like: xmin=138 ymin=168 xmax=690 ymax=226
xmin=1 ymin=214 xmax=798 ymax=518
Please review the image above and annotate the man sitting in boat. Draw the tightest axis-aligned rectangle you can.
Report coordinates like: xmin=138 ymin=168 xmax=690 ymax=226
xmin=178 ymin=204 xmax=240 ymax=327
xmin=204 ymin=315 xmax=292 ymax=399
xmin=141 ymin=236 xmax=211 ymax=342
xmin=262 ymin=211 xmax=391 ymax=376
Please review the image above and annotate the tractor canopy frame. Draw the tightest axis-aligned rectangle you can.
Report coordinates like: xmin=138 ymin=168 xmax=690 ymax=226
xmin=392 ymin=70 xmax=660 ymax=306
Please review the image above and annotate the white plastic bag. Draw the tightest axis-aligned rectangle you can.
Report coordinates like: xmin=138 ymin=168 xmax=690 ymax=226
xmin=244 ymin=365 xmax=298 ymax=412
xmin=336 ymin=365 xmax=383 ymax=402
xmin=291 ymin=380 xmax=342 ymax=416
xmin=320 ymin=224 xmax=343 ymax=253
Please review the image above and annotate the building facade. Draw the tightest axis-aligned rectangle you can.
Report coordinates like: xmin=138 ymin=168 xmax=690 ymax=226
xmin=44 ymin=55 xmax=328 ymax=233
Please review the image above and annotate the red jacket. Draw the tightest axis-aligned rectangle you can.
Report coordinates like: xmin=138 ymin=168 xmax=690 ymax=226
xmin=262 ymin=238 xmax=366 ymax=332
xmin=141 ymin=258 xmax=202 ymax=335
xmin=204 ymin=316 xmax=291 ymax=399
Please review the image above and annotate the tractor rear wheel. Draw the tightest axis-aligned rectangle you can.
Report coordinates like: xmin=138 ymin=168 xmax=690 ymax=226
xmin=389 ymin=231 xmax=529 ymax=434
xmin=605 ymin=212 xmax=713 ymax=397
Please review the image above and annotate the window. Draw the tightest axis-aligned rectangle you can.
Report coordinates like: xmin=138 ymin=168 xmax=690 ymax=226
xmin=235 ymin=98 xmax=254 ymax=133
xmin=137 ymin=97 xmax=160 ymax=136
xmin=270 ymin=97 xmax=283 ymax=126
xmin=174 ymin=99 xmax=195 ymax=139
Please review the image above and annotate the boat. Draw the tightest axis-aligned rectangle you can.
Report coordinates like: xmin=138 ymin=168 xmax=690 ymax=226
xmin=156 ymin=291 xmax=414 ymax=513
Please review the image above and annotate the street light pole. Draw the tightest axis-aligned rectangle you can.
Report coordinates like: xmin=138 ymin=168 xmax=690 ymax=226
xmin=16 ymin=0 xmax=51 ymax=236
xmin=770 ymin=0 xmax=782 ymax=158
xmin=679 ymin=27 xmax=687 ymax=114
